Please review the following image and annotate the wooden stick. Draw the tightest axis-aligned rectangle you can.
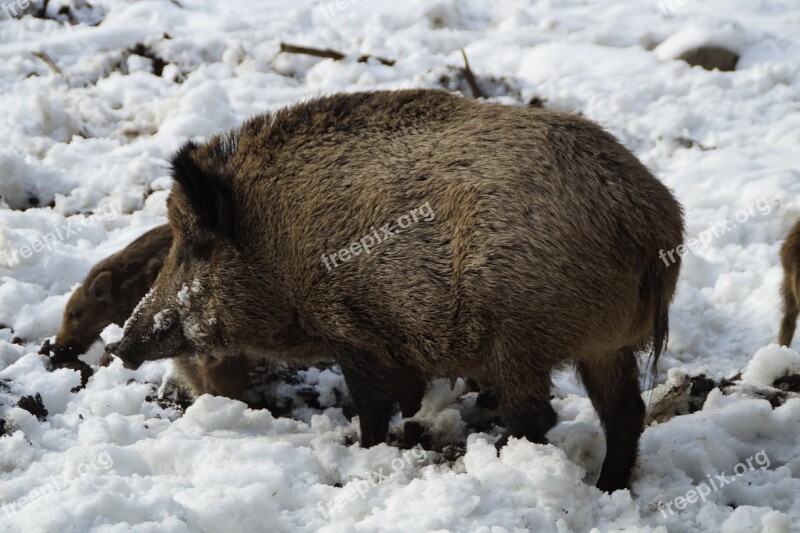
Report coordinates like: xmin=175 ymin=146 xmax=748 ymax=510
xmin=460 ymin=48 xmax=484 ymax=99
xmin=280 ymin=42 xmax=396 ymax=66
xmin=32 ymin=51 xmax=61 ymax=75
xmin=280 ymin=43 xmax=345 ymax=61
xmin=357 ymin=54 xmax=396 ymax=67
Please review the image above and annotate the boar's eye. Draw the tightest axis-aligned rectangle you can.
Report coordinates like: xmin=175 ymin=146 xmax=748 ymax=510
xmin=69 ymin=309 xmax=83 ymax=321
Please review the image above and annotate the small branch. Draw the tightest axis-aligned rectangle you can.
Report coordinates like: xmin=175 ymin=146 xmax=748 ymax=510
xmin=32 ymin=51 xmax=62 ymax=75
xmin=357 ymin=54 xmax=396 ymax=67
xmin=280 ymin=43 xmax=345 ymax=61
xmin=675 ymin=136 xmax=715 ymax=151
xmin=460 ymin=48 xmax=484 ymax=99
xmin=280 ymin=42 xmax=396 ymax=66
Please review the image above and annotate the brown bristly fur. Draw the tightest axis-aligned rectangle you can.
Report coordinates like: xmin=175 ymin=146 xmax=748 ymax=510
xmin=779 ymin=219 xmax=800 ymax=347
xmin=112 ymin=89 xmax=684 ymax=492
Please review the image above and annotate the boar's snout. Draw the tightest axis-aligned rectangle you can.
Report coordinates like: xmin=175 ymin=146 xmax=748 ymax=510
xmin=106 ymin=302 xmax=198 ymax=369
xmin=52 ymin=342 xmax=78 ymax=360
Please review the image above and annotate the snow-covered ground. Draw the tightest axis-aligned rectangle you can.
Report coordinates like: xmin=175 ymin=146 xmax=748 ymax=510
xmin=1 ymin=0 xmax=800 ymax=531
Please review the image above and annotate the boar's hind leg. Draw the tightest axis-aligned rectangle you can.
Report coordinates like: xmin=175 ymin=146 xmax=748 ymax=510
xmin=578 ymin=347 xmax=645 ymax=493
xmin=779 ymin=275 xmax=799 ymax=347
xmin=341 ymin=362 xmax=425 ymax=447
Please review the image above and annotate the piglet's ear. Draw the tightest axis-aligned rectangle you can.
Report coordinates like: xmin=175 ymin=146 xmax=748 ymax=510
xmin=89 ymin=271 xmax=113 ymax=301
xmin=170 ymin=141 xmax=236 ymax=240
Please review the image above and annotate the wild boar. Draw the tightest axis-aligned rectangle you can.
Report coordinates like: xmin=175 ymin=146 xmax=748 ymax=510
xmin=53 ymin=223 xmax=258 ymax=402
xmin=54 ymin=224 xmax=172 ymax=360
xmin=110 ymin=89 xmax=684 ymax=492
xmin=779 ymin=218 xmax=800 ymax=347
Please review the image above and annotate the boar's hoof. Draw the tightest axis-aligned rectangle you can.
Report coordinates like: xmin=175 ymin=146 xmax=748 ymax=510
xmin=493 ymin=430 xmax=550 ymax=453
xmin=397 ymin=420 xmax=428 ymax=450
xmin=357 ymin=403 xmax=393 ymax=448
xmin=595 ymin=471 xmax=631 ymax=494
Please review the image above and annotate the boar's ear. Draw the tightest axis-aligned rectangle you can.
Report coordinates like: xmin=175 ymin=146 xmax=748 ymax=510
xmin=170 ymin=141 xmax=235 ymax=239
xmin=89 ymin=271 xmax=113 ymax=301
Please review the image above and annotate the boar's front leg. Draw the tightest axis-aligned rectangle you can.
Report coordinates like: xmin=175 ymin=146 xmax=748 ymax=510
xmin=494 ymin=382 xmax=558 ymax=449
xmin=397 ymin=375 xmax=427 ymax=419
xmin=341 ymin=363 xmax=393 ymax=447
xmin=340 ymin=359 xmax=426 ymax=447
xmin=577 ymin=347 xmax=645 ymax=492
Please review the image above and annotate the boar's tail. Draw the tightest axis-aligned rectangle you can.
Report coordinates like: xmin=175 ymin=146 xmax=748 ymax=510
xmin=643 ymin=253 xmax=673 ymax=391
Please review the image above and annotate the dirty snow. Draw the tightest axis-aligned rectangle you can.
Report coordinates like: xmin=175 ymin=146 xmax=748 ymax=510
xmin=1 ymin=0 xmax=800 ymax=531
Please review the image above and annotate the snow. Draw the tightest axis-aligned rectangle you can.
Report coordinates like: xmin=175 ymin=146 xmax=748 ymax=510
xmin=151 ymin=308 xmax=174 ymax=334
xmin=1 ymin=0 xmax=800 ymax=531
xmin=175 ymin=280 xmax=206 ymax=341
xmin=741 ymin=346 xmax=800 ymax=387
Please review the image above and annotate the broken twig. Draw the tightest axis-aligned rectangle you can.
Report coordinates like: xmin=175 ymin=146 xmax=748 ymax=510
xmin=357 ymin=54 xmax=396 ymax=67
xmin=280 ymin=42 xmax=396 ymax=67
xmin=460 ymin=49 xmax=484 ymax=99
xmin=280 ymin=43 xmax=345 ymax=61
xmin=32 ymin=51 xmax=62 ymax=75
